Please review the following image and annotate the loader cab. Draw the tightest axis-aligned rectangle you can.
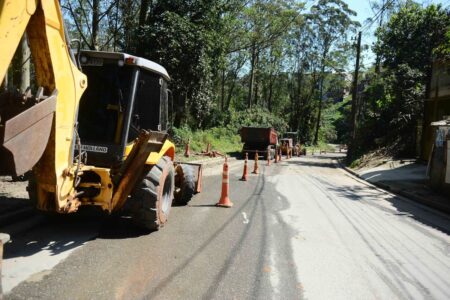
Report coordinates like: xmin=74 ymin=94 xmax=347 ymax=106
xmin=76 ymin=51 xmax=170 ymax=168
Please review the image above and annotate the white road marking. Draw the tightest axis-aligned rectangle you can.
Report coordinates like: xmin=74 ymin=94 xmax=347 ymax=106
xmin=242 ymin=212 xmax=249 ymax=224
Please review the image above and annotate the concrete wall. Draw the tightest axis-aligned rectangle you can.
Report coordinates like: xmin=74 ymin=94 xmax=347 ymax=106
xmin=422 ymin=60 xmax=450 ymax=161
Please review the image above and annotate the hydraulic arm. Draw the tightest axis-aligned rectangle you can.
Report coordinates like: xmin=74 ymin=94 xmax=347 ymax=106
xmin=0 ymin=0 xmax=87 ymax=212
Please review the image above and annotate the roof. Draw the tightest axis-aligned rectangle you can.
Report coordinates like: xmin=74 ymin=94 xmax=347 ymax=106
xmin=431 ymin=120 xmax=450 ymax=126
xmin=79 ymin=50 xmax=170 ymax=81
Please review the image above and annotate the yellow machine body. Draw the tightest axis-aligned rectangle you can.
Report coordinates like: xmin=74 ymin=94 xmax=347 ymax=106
xmin=0 ymin=0 xmax=179 ymax=214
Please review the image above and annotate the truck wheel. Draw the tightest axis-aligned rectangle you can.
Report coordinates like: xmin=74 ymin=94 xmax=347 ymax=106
xmin=174 ymin=165 xmax=196 ymax=206
xmin=131 ymin=156 xmax=175 ymax=231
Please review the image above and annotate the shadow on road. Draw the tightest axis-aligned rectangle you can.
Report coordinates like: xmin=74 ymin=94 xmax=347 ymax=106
xmin=3 ymin=210 xmax=153 ymax=260
xmin=289 ymin=155 xmax=450 ymax=237
xmin=322 ymin=181 xmax=450 ymax=236
xmin=0 ymin=196 xmax=30 ymax=214
xmin=283 ymin=154 xmax=339 ymax=169
xmin=97 ymin=215 xmax=153 ymax=239
xmin=3 ymin=215 xmax=100 ymax=259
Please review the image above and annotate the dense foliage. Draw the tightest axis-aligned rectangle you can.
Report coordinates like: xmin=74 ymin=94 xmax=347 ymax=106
xmin=3 ymin=0 xmax=449 ymax=157
xmin=349 ymin=2 xmax=450 ymax=159
xmin=56 ymin=0 xmax=357 ymax=143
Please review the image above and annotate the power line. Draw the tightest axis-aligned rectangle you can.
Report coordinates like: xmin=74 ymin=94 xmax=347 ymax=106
xmin=360 ymin=0 xmax=396 ymax=33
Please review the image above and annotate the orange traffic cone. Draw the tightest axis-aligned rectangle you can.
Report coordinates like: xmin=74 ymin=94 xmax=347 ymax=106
xmin=217 ymin=157 xmax=233 ymax=208
xmin=184 ymin=139 xmax=191 ymax=157
xmin=252 ymin=151 xmax=259 ymax=174
xmin=241 ymin=153 xmax=248 ymax=181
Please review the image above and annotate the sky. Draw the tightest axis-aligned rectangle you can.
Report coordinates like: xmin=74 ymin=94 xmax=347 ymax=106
xmin=342 ymin=0 xmax=450 ymax=66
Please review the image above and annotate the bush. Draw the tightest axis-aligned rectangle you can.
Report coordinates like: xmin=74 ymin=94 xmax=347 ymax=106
xmin=171 ymin=125 xmax=242 ymax=157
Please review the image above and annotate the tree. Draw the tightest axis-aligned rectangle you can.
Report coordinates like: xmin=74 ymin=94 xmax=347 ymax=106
xmin=308 ymin=0 xmax=358 ymax=144
xmin=62 ymin=0 xmax=125 ymax=50
xmin=137 ymin=0 xmax=229 ymax=128
xmin=373 ymin=3 xmax=450 ymax=154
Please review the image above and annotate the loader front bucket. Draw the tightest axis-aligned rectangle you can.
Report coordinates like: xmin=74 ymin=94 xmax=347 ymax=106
xmin=0 ymin=93 xmax=56 ymax=176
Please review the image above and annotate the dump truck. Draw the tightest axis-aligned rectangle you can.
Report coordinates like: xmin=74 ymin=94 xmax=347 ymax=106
xmin=240 ymin=127 xmax=278 ymax=159
xmin=0 ymin=0 xmax=201 ymax=231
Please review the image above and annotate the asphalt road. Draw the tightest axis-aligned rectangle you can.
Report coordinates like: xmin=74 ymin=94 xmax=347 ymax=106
xmin=3 ymin=154 xmax=450 ymax=299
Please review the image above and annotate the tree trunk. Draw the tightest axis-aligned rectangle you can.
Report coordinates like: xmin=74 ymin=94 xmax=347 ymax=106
xmin=138 ymin=0 xmax=149 ymax=28
xmin=247 ymin=43 xmax=257 ymax=108
xmin=221 ymin=68 xmax=225 ymax=110
xmin=20 ymin=34 xmax=30 ymax=93
xmin=253 ymin=49 xmax=260 ymax=106
xmin=268 ymin=74 xmax=274 ymax=112
xmin=174 ymin=92 xmax=186 ymax=128
xmin=295 ymin=64 xmax=304 ymax=131
xmin=313 ymin=72 xmax=325 ymax=145
xmin=226 ymin=76 xmax=236 ymax=110
xmin=91 ymin=0 xmax=99 ymax=50
xmin=113 ymin=1 xmax=119 ymax=51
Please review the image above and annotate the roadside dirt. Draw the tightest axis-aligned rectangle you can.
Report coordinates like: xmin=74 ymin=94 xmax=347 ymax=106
xmin=0 ymin=176 xmax=30 ymax=213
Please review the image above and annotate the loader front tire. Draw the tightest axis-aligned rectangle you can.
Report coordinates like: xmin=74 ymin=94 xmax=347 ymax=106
xmin=131 ymin=156 xmax=175 ymax=231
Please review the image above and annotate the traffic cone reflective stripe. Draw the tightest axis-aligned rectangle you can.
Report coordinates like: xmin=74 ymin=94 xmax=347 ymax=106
xmin=241 ymin=153 xmax=248 ymax=181
xmin=217 ymin=157 xmax=233 ymax=208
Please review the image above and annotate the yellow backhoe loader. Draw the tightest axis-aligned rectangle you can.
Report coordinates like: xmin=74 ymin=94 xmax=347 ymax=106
xmin=0 ymin=0 xmax=201 ymax=230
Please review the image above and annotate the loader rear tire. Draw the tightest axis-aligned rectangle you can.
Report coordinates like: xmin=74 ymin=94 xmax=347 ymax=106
xmin=130 ymin=156 xmax=175 ymax=231
xmin=174 ymin=165 xmax=196 ymax=206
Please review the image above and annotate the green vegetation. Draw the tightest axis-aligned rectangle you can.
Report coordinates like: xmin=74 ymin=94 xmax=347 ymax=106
xmin=53 ymin=0 xmax=357 ymax=148
xmin=4 ymin=0 xmax=449 ymax=160
xmin=348 ymin=158 xmax=361 ymax=169
xmin=172 ymin=126 xmax=242 ymax=158
xmin=305 ymin=142 xmax=335 ymax=154
xmin=347 ymin=2 xmax=450 ymax=161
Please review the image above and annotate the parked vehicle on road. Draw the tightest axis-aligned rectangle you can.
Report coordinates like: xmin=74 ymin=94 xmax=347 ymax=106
xmin=240 ymin=127 xmax=278 ymax=159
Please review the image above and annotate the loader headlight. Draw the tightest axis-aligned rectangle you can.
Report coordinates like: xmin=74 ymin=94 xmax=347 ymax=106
xmin=80 ymin=56 xmax=88 ymax=64
xmin=117 ymin=60 xmax=124 ymax=67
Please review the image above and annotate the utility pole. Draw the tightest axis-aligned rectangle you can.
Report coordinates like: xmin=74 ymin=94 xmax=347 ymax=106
xmin=347 ymin=31 xmax=362 ymax=162
xmin=375 ymin=0 xmax=384 ymax=74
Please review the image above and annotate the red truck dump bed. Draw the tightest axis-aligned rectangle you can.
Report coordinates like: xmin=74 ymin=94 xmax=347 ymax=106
xmin=240 ymin=127 xmax=278 ymax=157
